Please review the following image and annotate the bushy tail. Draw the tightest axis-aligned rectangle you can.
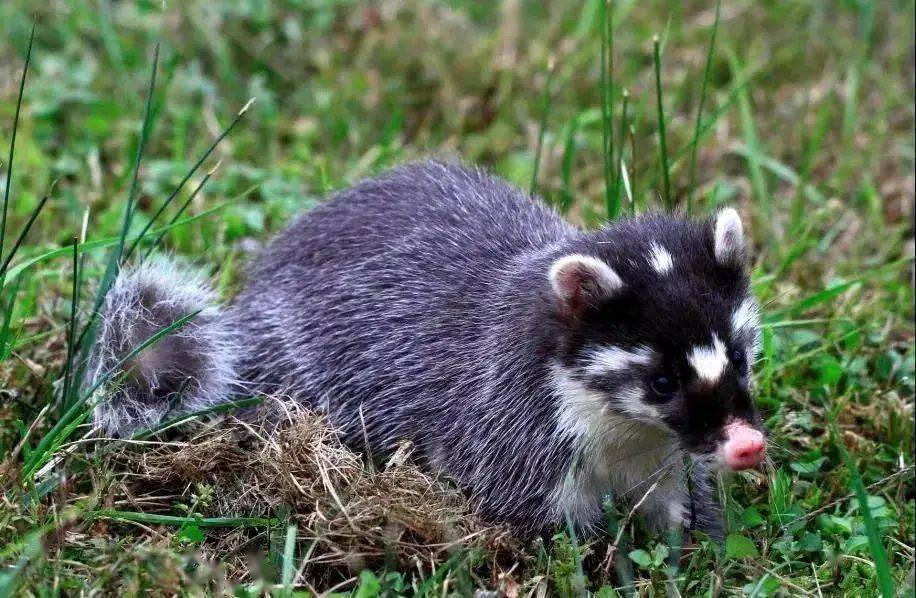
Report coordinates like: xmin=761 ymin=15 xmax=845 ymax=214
xmin=87 ymin=257 xmax=239 ymax=437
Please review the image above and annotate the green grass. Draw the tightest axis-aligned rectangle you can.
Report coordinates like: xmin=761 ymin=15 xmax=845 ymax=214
xmin=686 ymin=0 xmax=720 ymax=216
xmin=652 ymin=34 xmax=672 ymax=212
xmin=1 ymin=1 xmax=914 ymax=595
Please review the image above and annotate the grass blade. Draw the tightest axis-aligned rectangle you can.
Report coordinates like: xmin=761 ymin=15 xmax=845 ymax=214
xmin=60 ymin=237 xmax=81 ymax=410
xmin=605 ymin=0 xmax=616 ymax=218
xmin=124 ymin=98 xmax=254 ymax=262
xmin=0 ymin=528 xmax=43 ymax=597
xmin=142 ymin=164 xmax=225 ymax=260
xmin=687 ymin=0 xmax=720 ymax=215
xmin=598 ymin=0 xmax=608 ymax=210
xmin=828 ymin=417 xmax=896 ymax=597
xmin=768 ymin=256 xmax=912 ymax=319
xmin=281 ymin=523 xmax=298 ymax=595
xmin=671 ymin=70 xmax=755 ymax=166
xmin=562 ymin=511 xmax=588 ymax=596
xmin=74 ymin=42 xmax=161 ymax=367
xmin=130 ymin=396 xmax=263 ymax=440
xmin=723 ymin=45 xmax=772 ymax=231
xmin=653 ymin=34 xmax=672 ymax=212
xmin=628 ymin=122 xmax=637 ymax=213
xmin=144 ymin=173 xmax=209 ymax=253
xmin=530 ymin=58 xmax=555 ymax=196
xmin=559 ymin=114 xmax=579 ymax=214
xmin=839 ymin=0 xmax=875 ymax=184
xmin=0 ymin=276 xmax=24 ymax=361
xmin=0 ymin=182 xmax=53 ymax=277
xmin=599 ymin=0 xmax=618 ymax=220
xmin=0 ymin=21 xmax=35 ymax=266
xmin=620 ymin=158 xmax=633 ymax=214
xmin=92 ymin=510 xmax=275 ymax=528
xmin=792 ymin=98 xmax=831 ymax=233
xmin=731 ymin=144 xmax=825 ymax=206
xmin=647 ymin=70 xmax=755 ymax=202
xmin=2 ymin=197 xmax=240 ymax=288
xmin=613 ymin=88 xmax=629 ymax=209
xmin=23 ymin=309 xmax=201 ymax=479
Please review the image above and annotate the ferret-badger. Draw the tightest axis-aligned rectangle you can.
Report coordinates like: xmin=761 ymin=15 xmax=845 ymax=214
xmin=90 ymin=161 xmax=767 ymax=538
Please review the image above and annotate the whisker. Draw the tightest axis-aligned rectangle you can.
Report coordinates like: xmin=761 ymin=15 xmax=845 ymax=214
xmin=764 ymin=438 xmax=797 ymax=458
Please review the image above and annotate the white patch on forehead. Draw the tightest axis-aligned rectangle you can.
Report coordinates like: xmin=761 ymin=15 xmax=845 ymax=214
xmin=582 ymin=345 xmax=653 ymax=376
xmin=688 ymin=334 xmax=728 ymax=383
xmin=648 ymin=242 xmax=674 ymax=274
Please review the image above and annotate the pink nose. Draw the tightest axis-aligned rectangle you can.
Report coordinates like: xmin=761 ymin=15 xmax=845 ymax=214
xmin=723 ymin=425 xmax=766 ymax=470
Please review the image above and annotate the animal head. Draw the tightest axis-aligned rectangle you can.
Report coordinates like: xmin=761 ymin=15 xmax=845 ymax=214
xmin=548 ymin=208 xmax=765 ymax=471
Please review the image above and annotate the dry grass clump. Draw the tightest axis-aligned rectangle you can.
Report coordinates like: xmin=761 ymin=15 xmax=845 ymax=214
xmin=106 ymin=398 xmax=514 ymax=582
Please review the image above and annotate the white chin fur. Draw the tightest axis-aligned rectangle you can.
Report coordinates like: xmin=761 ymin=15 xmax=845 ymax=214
xmin=549 ymin=362 xmax=682 ymax=529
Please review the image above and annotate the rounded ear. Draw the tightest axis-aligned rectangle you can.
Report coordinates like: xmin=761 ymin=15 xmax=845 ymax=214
xmin=713 ymin=207 xmax=746 ymax=266
xmin=548 ymin=254 xmax=623 ymax=315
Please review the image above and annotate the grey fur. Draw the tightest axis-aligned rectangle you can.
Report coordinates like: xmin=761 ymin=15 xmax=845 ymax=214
xmin=90 ymin=161 xmax=760 ymax=537
xmin=88 ymin=257 xmax=238 ymax=436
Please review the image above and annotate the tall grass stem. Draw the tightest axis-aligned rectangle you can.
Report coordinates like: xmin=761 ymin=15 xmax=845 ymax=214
xmin=530 ymin=59 xmax=555 ymax=196
xmin=613 ymin=89 xmax=629 ymax=210
xmin=125 ymin=99 xmax=254 ymax=262
xmin=653 ymin=35 xmax=672 ymax=212
xmin=0 ymin=182 xmax=53 ymax=276
xmin=687 ymin=0 xmax=721 ymax=215
xmin=0 ymin=22 xmax=35 ymax=266
xmin=61 ymin=237 xmax=81 ymax=410
xmin=72 ymin=42 xmax=161 ymax=372
xmin=829 ymin=418 xmax=896 ymax=598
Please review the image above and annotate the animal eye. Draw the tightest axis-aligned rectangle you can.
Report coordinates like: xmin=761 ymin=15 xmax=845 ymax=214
xmin=732 ymin=349 xmax=748 ymax=372
xmin=650 ymin=374 xmax=679 ymax=397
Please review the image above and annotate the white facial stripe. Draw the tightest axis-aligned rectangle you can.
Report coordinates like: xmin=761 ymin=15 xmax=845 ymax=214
xmin=731 ymin=297 xmax=762 ymax=355
xmin=648 ymin=242 xmax=674 ymax=274
xmin=614 ymin=385 xmax=648 ymax=414
xmin=551 ymin=364 xmax=607 ymax=442
xmin=688 ymin=334 xmax=728 ymax=383
xmin=583 ymin=345 xmax=653 ymax=377
xmin=731 ymin=297 xmax=759 ymax=334
xmin=550 ymin=363 xmax=658 ymax=442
